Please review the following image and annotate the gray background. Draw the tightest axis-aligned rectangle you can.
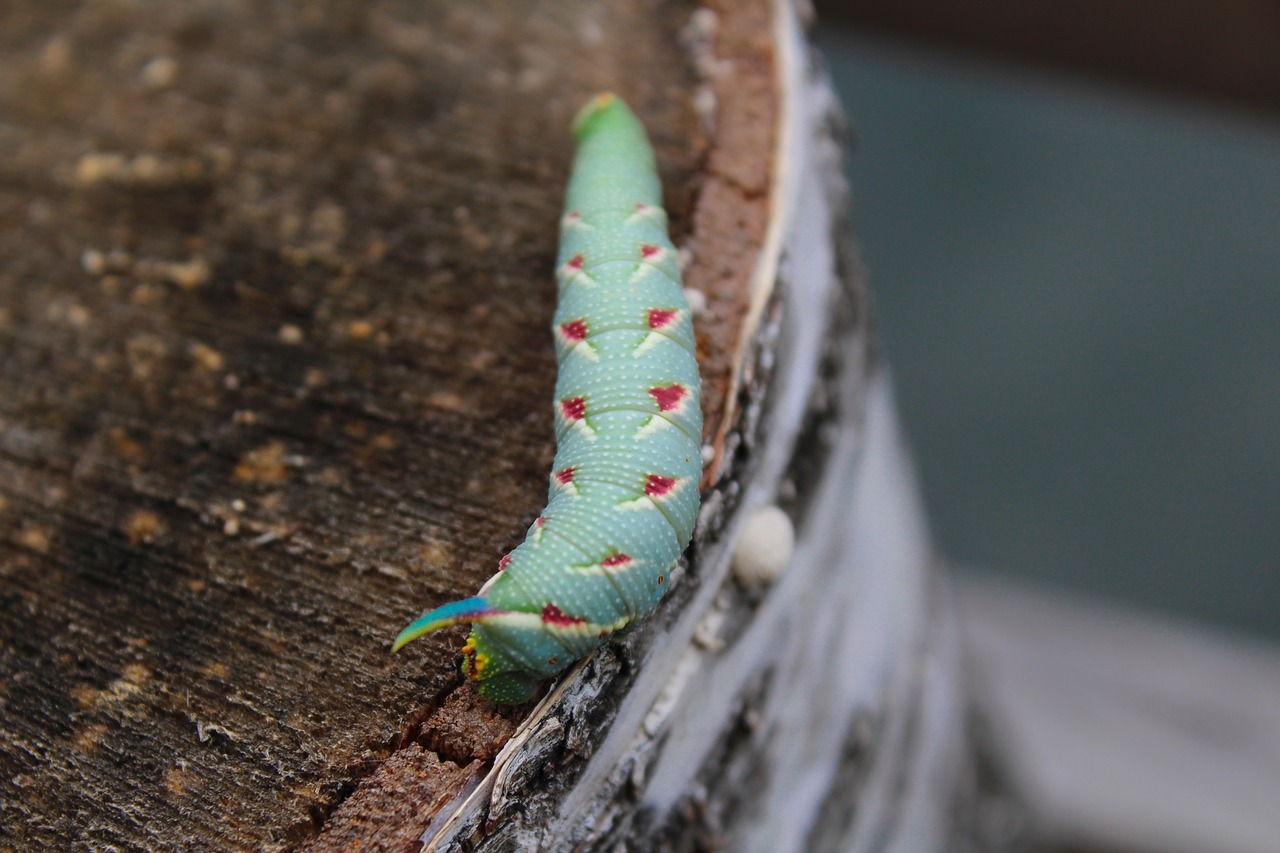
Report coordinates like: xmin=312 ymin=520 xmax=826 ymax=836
xmin=818 ymin=28 xmax=1280 ymax=641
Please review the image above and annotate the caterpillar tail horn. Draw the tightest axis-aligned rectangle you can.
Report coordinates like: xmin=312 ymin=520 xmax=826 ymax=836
xmin=391 ymin=596 xmax=495 ymax=652
xmin=393 ymin=597 xmax=543 ymax=703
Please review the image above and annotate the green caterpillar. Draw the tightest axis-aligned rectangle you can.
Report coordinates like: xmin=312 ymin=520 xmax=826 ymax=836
xmin=394 ymin=94 xmax=703 ymax=703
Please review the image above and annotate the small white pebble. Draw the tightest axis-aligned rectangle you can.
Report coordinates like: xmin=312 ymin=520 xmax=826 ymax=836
xmin=577 ymin=18 xmax=604 ymax=46
xmin=731 ymin=505 xmax=795 ymax=587
xmin=81 ymin=249 xmax=106 ymax=276
xmin=278 ymin=324 xmax=304 ymax=345
xmin=66 ymin=304 xmax=91 ymax=327
xmin=165 ymin=257 xmax=211 ymax=290
xmin=140 ymin=56 xmax=178 ymax=90
xmin=74 ymin=152 xmax=127 ymax=186
xmin=693 ymin=88 xmax=717 ymax=128
xmin=688 ymin=7 xmax=718 ymax=37
xmin=683 ymin=286 xmax=708 ymax=316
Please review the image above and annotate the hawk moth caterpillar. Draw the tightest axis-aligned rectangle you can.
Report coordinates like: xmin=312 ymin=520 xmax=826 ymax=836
xmin=393 ymin=93 xmax=703 ymax=703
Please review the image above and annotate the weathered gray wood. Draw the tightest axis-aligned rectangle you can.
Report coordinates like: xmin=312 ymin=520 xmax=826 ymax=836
xmin=961 ymin=576 xmax=1280 ymax=853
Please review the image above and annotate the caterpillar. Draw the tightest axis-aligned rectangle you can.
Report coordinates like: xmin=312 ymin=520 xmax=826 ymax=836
xmin=393 ymin=93 xmax=703 ymax=703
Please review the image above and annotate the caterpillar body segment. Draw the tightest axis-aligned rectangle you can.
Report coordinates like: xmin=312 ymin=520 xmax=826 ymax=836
xmin=394 ymin=94 xmax=702 ymax=703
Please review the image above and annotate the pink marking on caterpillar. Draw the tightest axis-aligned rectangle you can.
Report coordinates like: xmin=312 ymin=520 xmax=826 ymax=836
xmin=647 ymin=308 xmax=679 ymax=330
xmin=648 ymin=384 xmax=688 ymax=413
xmin=541 ymin=603 xmax=586 ymax=627
xmin=645 ymin=474 xmax=677 ymax=499
xmin=559 ymin=319 xmax=589 ymax=342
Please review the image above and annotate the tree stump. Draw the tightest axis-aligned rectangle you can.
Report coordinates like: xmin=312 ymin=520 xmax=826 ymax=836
xmin=0 ymin=1 xmax=1016 ymax=850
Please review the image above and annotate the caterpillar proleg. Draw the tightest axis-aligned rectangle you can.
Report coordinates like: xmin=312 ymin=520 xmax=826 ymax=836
xmin=394 ymin=94 xmax=702 ymax=703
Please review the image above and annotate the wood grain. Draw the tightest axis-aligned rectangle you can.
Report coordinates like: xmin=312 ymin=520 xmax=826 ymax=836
xmin=0 ymin=1 xmax=748 ymax=847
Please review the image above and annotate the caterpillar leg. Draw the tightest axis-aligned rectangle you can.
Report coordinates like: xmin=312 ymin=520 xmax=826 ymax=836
xmin=462 ymin=630 xmax=543 ymax=703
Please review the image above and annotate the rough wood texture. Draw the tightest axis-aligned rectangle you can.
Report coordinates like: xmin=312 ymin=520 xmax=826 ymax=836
xmin=0 ymin=1 xmax=749 ymax=848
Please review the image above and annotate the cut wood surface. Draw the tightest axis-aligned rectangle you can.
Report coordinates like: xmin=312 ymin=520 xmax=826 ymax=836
xmin=0 ymin=1 xmax=767 ymax=848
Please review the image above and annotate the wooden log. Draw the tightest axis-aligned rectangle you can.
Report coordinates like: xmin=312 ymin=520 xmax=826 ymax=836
xmin=0 ymin=1 xmax=1016 ymax=849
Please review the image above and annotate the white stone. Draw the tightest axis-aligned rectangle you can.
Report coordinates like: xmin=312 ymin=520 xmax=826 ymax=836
xmin=730 ymin=505 xmax=794 ymax=586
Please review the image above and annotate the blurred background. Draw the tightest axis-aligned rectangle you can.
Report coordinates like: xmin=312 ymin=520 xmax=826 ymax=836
xmin=812 ymin=4 xmax=1280 ymax=643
